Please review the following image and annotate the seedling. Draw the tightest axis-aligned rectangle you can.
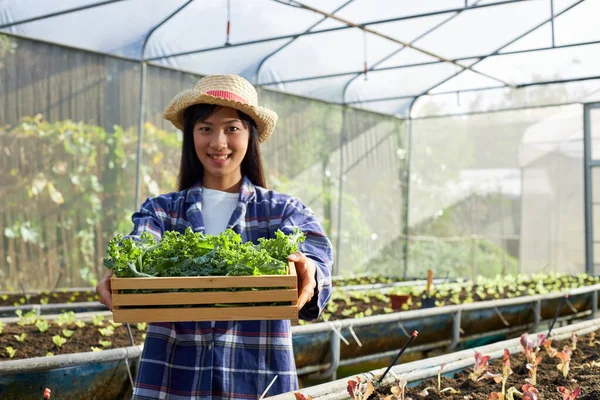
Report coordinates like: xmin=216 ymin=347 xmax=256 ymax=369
xmin=62 ymin=329 xmax=74 ymax=338
xmin=40 ymin=297 xmax=49 ymax=305
xmin=347 ymin=376 xmax=375 ymax=400
xmin=525 ymin=356 xmax=542 ymax=385
xmin=90 ymin=347 xmax=102 ymax=352
xmin=56 ymin=311 xmax=76 ymax=327
xmin=52 ymin=335 xmax=67 ymax=348
xmin=520 ymin=332 xmax=544 ymax=384
xmin=13 ymin=333 xmax=27 ymax=343
xmin=136 ymin=322 xmax=147 ymax=331
xmin=522 ymin=384 xmax=539 ymax=400
xmin=92 ymin=314 xmax=104 ymax=327
xmin=501 ymin=349 xmax=513 ymax=396
xmin=0 ymin=295 xmax=7 ymax=301
xmin=558 ymin=387 xmax=581 ymax=400
xmin=0 ymin=321 xmax=3 ymax=334
xmin=570 ymin=332 xmax=578 ymax=351
xmin=5 ymin=346 xmax=16 ymax=358
xmin=98 ymin=327 xmax=114 ymax=337
xmin=543 ymin=339 xmax=558 ymax=358
xmin=293 ymin=393 xmax=313 ymax=400
xmin=557 ymin=346 xmax=572 ymax=378
xmin=45 ymin=352 xmax=54 ymax=357
xmin=36 ymin=320 xmax=50 ymax=333
xmin=109 ymin=320 xmax=123 ymax=328
xmin=437 ymin=363 xmax=446 ymax=392
xmin=468 ymin=352 xmax=501 ymax=382
xmin=75 ymin=320 xmax=86 ymax=328
xmin=99 ymin=340 xmax=112 ymax=348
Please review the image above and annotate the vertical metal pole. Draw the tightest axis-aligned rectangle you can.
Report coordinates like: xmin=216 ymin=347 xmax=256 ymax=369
xmin=134 ymin=61 xmax=147 ymax=211
xmin=334 ymin=108 xmax=347 ymax=276
xmin=533 ymin=300 xmax=541 ymax=332
xmin=592 ymin=290 xmax=598 ymax=319
xmin=584 ymin=104 xmax=594 ymax=275
xmin=449 ymin=310 xmax=462 ymax=350
xmin=550 ymin=0 xmax=556 ymax=47
xmin=403 ymin=99 xmax=418 ymax=278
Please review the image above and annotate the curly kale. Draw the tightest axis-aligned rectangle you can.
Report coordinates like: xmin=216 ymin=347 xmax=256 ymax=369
xmin=105 ymin=228 xmax=306 ymax=278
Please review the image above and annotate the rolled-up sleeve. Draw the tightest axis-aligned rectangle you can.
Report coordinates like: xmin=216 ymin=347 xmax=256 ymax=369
xmin=127 ymin=197 xmax=166 ymax=241
xmin=280 ymin=198 xmax=333 ymax=321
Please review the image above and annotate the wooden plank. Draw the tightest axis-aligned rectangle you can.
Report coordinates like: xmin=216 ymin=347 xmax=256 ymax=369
xmin=112 ymin=288 xmax=297 ymax=306
xmin=111 ymin=273 xmax=296 ymax=290
xmin=112 ymin=305 xmax=298 ymax=323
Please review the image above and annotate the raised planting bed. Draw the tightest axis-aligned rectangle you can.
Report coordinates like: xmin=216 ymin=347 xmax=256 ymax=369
xmin=275 ymin=317 xmax=600 ymax=400
xmin=0 ymin=288 xmax=99 ymax=307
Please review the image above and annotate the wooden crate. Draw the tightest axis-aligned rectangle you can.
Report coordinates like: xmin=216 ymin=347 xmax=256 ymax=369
xmin=110 ymin=262 xmax=298 ymax=323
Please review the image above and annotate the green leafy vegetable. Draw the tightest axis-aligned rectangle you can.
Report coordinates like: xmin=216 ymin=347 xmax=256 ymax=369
xmin=104 ymin=228 xmax=305 ymax=278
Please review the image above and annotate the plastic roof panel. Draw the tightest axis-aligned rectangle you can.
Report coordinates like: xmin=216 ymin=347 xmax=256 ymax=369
xmin=474 ymin=42 xmax=600 ymax=84
xmin=1 ymin=0 xmax=599 ymax=115
xmin=412 ymin=1 xmax=551 ymax=60
xmin=156 ymin=39 xmax=293 ymax=80
xmin=145 ymin=0 xmax=349 ymax=60
xmin=328 ymin=0 xmax=467 ymax=25
xmin=258 ymin=28 xmax=401 ymax=82
xmin=555 ymin=0 xmax=600 ymax=45
xmin=0 ymin=0 xmax=188 ymax=59
xmin=345 ymin=63 xmax=462 ymax=103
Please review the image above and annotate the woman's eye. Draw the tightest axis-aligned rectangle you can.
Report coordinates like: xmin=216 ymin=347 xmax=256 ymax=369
xmin=198 ymin=126 xmax=210 ymax=132
xmin=227 ymin=126 xmax=240 ymax=132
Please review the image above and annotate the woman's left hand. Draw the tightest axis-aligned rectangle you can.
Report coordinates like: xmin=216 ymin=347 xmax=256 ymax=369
xmin=288 ymin=251 xmax=317 ymax=311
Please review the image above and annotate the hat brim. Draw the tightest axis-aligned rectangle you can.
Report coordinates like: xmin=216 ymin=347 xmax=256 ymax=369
xmin=162 ymin=89 xmax=278 ymax=143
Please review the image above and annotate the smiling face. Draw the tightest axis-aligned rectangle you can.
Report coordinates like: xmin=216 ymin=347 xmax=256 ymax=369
xmin=193 ymin=106 xmax=250 ymax=191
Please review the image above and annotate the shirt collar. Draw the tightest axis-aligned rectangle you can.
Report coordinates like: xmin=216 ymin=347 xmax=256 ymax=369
xmin=185 ymin=176 xmax=256 ymax=204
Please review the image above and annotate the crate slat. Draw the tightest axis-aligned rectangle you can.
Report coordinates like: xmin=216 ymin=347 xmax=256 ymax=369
xmin=111 ymin=261 xmax=297 ymax=290
xmin=113 ymin=305 xmax=298 ymax=323
xmin=110 ymin=261 xmax=299 ymax=322
xmin=112 ymin=289 xmax=297 ymax=306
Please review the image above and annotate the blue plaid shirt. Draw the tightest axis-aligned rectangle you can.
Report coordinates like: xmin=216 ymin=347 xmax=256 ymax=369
xmin=130 ymin=176 xmax=333 ymax=400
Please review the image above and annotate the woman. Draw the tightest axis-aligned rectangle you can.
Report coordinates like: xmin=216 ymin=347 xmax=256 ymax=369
xmin=95 ymin=74 xmax=333 ymax=399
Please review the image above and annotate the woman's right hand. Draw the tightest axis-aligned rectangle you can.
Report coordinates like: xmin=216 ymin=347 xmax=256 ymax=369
xmin=96 ymin=269 xmax=114 ymax=311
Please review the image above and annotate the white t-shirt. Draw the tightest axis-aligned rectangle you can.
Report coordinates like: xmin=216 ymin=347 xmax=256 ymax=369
xmin=201 ymin=187 xmax=239 ymax=328
xmin=201 ymin=187 xmax=239 ymax=235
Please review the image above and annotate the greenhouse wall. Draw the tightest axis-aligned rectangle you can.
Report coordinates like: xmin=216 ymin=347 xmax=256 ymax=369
xmin=0 ymin=34 xmax=408 ymax=290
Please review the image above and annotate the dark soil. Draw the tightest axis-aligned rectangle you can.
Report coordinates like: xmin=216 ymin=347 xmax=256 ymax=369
xmin=0 ymin=289 xmax=99 ymax=307
xmin=364 ymin=329 xmax=600 ymax=399
xmin=0 ymin=317 xmax=145 ymax=360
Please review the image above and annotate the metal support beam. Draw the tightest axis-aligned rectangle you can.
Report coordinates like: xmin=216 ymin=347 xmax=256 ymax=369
xmin=449 ymin=310 xmax=462 ymax=350
xmin=584 ymin=103 xmax=600 ymax=276
xmin=345 ymin=74 xmax=600 ymax=105
xmin=134 ymin=0 xmax=196 ymax=212
xmin=0 ymin=0 xmax=126 ymax=30
xmin=258 ymin=39 xmax=600 ymax=87
xmin=550 ymin=0 xmax=556 ymax=47
xmin=533 ymin=300 xmax=541 ymax=332
xmin=149 ymin=0 xmax=534 ymax=62
xmin=291 ymin=0 xmax=511 ymax=88
xmin=254 ymin=0 xmax=356 ymax=84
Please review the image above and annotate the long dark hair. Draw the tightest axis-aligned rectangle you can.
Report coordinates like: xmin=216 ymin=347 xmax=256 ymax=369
xmin=177 ymin=104 xmax=267 ymax=191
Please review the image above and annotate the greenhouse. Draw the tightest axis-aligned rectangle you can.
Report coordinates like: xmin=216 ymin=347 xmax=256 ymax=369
xmin=1 ymin=0 xmax=600 ymax=399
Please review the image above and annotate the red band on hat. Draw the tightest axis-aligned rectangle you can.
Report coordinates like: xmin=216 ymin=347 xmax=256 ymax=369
xmin=205 ymin=90 xmax=248 ymax=105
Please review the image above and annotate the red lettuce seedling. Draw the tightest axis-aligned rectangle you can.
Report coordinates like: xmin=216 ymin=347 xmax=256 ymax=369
xmin=557 ymin=346 xmax=573 ymax=378
xmin=521 ymin=333 xmax=544 ymax=385
xmin=525 ymin=356 xmax=542 ymax=386
xmin=522 ymin=384 xmax=539 ymax=400
xmin=570 ymin=332 xmax=578 ymax=351
xmin=558 ymin=387 xmax=581 ymax=400
xmin=347 ymin=376 xmax=375 ymax=400
xmin=469 ymin=352 xmax=489 ymax=381
xmin=543 ymin=339 xmax=558 ymax=358
xmin=294 ymin=393 xmax=313 ymax=400
xmin=501 ymin=349 xmax=514 ymax=396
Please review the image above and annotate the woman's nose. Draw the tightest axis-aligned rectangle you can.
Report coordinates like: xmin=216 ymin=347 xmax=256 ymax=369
xmin=210 ymin=130 xmax=227 ymax=149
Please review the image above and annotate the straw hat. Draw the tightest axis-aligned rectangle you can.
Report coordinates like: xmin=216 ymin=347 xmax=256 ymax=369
xmin=163 ymin=74 xmax=278 ymax=143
